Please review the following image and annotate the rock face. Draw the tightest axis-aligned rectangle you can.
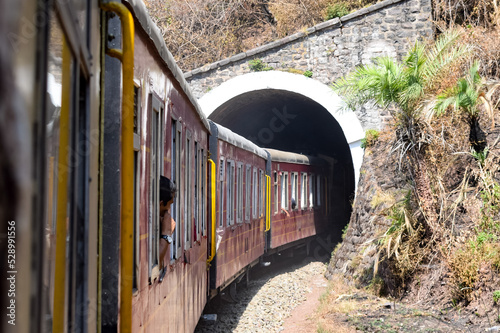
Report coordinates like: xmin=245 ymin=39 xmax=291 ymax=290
xmin=326 ymin=113 xmax=500 ymax=329
xmin=326 ymin=133 xmax=409 ymax=281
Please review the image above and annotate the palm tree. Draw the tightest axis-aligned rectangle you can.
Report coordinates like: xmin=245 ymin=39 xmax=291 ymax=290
xmin=332 ymin=29 xmax=471 ymax=232
xmin=434 ymin=60 xmax=500 ymax=153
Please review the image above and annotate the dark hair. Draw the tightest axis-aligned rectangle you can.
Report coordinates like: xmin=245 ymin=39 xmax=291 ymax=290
xmin=160 ymin=176 xmax=176 ymax=204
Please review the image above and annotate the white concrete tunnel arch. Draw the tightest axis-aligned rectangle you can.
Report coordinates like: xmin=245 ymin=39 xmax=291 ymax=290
xmin=198 ymin=71 xmax=365 ymax=191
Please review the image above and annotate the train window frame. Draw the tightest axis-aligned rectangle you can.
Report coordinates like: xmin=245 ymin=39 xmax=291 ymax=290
xmin=274 ymin=171 xmax=279 ymax=214
xmin=309 ymin=173 xmax=315 ymax=208
xmin=54 ymin=0 xmax=92 ymax=77
xmin=227 ymin=160 xmax=235 ymax=226
xmin=133 ymin=81 xmax=141 ymax=291
xmin=149 ymin=93 xmax=164 ymax=281
xmin=245 ymin=165 xmax=251 ymax=222
xmin=218 ymin=157 xmax=225 ymax=228
xmin=201 ymin=150 xmax=207 ymax=235
xmin=316 ymin=175 xmax=322 ymax=206
xmin=252 ymin=168 xmax=258 ymax=219
xmin=171 ymin=118 xmax=182 ymax=260
xmin=291 ymin=172 xmax=298 ymax=210
xmin=236 ymin=162 xmax=243 ymax=223
xmin=194 ymin=142 xmax=200 ymax=242
xmin=260 ymin=170 xmax=265 ymax=217
xmin=185 ymin=132 xmax=192 ymax=250
xmin=281 ymin=172 xmax=289 ymax=210
xmin=41 ymin=13 xmax=78 ymax=329
xmin=301 ymin=172 xmax=308 ymax=209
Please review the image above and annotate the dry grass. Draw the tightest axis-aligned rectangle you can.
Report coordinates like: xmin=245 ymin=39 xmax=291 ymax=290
xmin=313 ymin=275 xmax=365 ymax=333
xmin=269 ymin=0 xmax=328 ymax=37
xmin=145 ymin=0 xmax=380 ymax=70
xmin=433 ymin=0 xmax=500 ymax=28
xmin=370 ymin=190 xmax=396 ymax=209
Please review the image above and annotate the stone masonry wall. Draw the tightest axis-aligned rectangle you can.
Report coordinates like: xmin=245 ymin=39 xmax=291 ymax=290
xmin=185 ymin=0 xmax=433 ymax=131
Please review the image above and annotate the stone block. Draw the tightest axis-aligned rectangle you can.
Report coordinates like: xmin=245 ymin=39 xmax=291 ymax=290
xmin=333 ymin=37 xmax=344 ymax=44
xmin=387 ymin=8 xmax=403 ymax=15
xmin=361 ymin=27 xmax=371 ymax=34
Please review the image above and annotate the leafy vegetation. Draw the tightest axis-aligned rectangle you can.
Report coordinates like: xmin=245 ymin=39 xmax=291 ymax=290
xmin=333 ymin=29 xmax=472 ymax=233
xmin=361 ymin=129 xmax=379 ymax=148
xmin=248 ymin=58 xmax=273 ymax=72
xmin=434 ymin=61 xmax=500 ymax=153
xmin=325 ymin=2 xmax=350 ymax=20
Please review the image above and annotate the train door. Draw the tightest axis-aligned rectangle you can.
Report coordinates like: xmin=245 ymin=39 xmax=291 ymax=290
xmin=33 ymin=1 xmax=98 ymax=332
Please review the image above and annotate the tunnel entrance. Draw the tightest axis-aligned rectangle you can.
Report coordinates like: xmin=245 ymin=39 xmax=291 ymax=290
xmin=198 ymin=72 xmax=364 ymax=240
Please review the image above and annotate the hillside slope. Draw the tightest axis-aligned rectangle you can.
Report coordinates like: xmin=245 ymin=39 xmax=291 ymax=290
xmin=327 ymin=106 xmax=500 ymax=329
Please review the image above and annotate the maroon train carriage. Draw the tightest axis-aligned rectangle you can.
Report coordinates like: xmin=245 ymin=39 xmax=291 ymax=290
xmin=267 ymin=149 xmax=330 ymax=251
xmin=102 ymin=1 xmax=210 ymax=332
xmin=207 ymin=120 xmax=270 ymax=296
xmin=3 ymin=0 xmax=338 ymax=331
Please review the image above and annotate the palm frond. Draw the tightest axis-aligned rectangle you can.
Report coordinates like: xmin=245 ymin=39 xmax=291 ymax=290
xmin=424 ymin=29 xmax=472 ymax=88
xmin=332 ymin=56 xmax=404 ymax=110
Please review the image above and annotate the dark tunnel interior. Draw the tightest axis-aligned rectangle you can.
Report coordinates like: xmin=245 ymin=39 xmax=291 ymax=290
xmin=209 ymin=89 xmax=355 ymax=240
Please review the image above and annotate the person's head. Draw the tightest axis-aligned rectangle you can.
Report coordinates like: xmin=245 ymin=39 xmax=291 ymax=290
xmin=160 ymin=176 xmax=176 ymax=212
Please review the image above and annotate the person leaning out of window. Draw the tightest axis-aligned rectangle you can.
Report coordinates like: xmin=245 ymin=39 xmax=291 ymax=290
xmin=159 ymin=176 xmax=176 ymax=270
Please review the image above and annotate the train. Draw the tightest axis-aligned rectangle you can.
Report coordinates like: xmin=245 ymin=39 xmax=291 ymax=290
xmin=0 ymin=0 xmax=335 ymax=332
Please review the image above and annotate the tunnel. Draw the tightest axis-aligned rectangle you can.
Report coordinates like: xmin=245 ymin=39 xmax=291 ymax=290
xmin=197 ymin=71 xmax=365 ymax=241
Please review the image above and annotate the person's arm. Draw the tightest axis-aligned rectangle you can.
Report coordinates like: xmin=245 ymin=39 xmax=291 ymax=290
xmin=159 ymin=212 xmax=176 ymax=266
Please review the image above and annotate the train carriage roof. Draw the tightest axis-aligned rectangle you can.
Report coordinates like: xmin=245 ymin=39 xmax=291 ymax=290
xmin=209 ymin=121 xmax=268 ymax=160
xmin=122 ymin=0 xmax=210 ymax=131
xmin=265 ymin=148 xmax=326 ymax=166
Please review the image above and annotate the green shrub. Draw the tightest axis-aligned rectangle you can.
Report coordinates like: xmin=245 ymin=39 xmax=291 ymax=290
xmin=361 ymin=129 xmax=380 ymax=149
xmin=325 ymin=2 xmax=349 ymax=20
xmin=341 ymin=223 xmax=349 ymax=240
xmin=248 ymin=59 xmax=273 ymax=72
xmin=494 ymin=290 xmax=500 ymax=304
xmin=303 ymin=70 xmax=313 ymax=78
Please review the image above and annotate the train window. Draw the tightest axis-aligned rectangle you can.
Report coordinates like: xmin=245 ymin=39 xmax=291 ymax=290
xmin=309 ymin=173 xmax=314 ymax=208
xmin=171 ymin=120 xmax=182 ymax=260
xmin=133 ymin=85 xmax=140 ymax=134
xmin=201 ymin=150 xmax=207 ymax=235
xmin=218 ymin=157 xmax=225 ymax=228
xmin=227 ymin=160 xmax=235 ymax=226
xmin=236 ymin=163 xmax=243 ymax=223
xmin=245 ymin=165 xmax=251 ymax=222
xmin=291 ymin=172 xmax=298 ymax=210
xmin=194 ymin=142 xmax=199 ymax=241
xmin=252 ymin=168 xmax=258 ymax=218
xmin=260 ymin=170 xmax=265 ymax=217
xmin=149 ymin=94 xmax=164 ymax=278
xmin=301 ymin=173 xmax=308 ymax=209
xmin=281 ymin=172 xmax=289 ymax=210
xmin=185 ymin=135 xmax=192 ymax=249
xmin=274 ymin=171 xmax=278 ymax=214
xmin=316 ymin=175 xmax=322 ymax=206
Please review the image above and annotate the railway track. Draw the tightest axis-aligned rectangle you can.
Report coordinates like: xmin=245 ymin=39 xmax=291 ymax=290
xmin=195 ymin=252 xmax=327 ymax=332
